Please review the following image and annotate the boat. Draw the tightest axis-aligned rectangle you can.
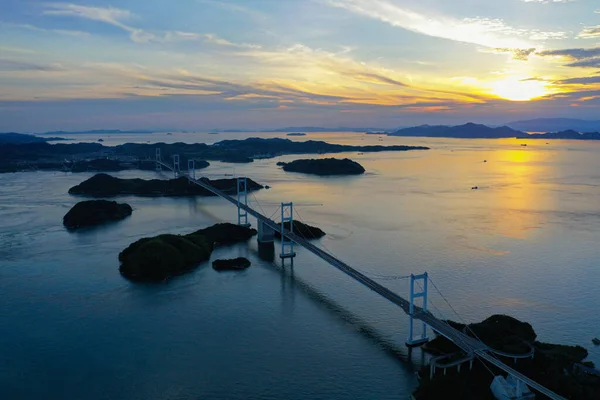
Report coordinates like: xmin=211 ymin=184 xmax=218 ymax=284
xmin=593 ymin=338 xmax=600 ymax=345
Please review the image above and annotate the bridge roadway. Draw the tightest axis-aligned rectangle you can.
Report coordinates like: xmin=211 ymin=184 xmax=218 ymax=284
xmin=158 ymin=162 xmax=566 ymax=400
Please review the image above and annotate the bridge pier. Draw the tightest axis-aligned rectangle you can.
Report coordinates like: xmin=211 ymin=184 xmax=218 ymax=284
xmin=257 ymin=220 xmax=275 ymax=261
xmin=156 ymin=148 xmax=162 ymax=171
xmin=406 ymin=272 xmax=430 ymax=347
xmin=188 ymin=159 xmax=195 ymax=180
xmin=280 ymin=202 xmax=296 ymax=265
xmin=237 ymin=177 xmax=250 ymax=227
xmin=173 ymin=154 xmax=181 ymax=178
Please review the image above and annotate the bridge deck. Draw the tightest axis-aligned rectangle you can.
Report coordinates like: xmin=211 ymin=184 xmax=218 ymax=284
xmin=156 ymin=161 xmax=566 ymax=400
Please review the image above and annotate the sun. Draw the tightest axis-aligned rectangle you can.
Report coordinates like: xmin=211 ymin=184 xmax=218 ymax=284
xmin=489 ymin=77 xmax=550 ymax=101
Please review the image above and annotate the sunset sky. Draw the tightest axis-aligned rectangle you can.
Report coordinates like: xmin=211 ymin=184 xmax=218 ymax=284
xmin=1 ymin=0 xmax=599 ymax=131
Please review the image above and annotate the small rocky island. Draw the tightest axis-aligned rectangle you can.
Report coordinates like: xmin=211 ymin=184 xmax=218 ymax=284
xmin=274 ymin=221 xmax=325 ymax=239
xmin=413 ymin=314 xmax=600 ymax=399
xmin=212 ymin=257 xmax=252 ymax=271
xmin=63 ymin=200 xmax=132 ymax=229
xmin=69 ymin=173 xmax=263 ymax=197
xmin=278 ymin=158 xmax=365 ymax=176
xmin=119 ymin=223 xmax=257 ymax=281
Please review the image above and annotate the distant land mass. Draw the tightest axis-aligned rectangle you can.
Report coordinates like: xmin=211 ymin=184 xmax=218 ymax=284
xmin=0 ymin=132 xmax=69 ymax=144
xmin=0 ymin=137 xmax=428 ymax=173
xmin=208 ymin=127 xmax=388 ymax=133
xmin=43 ymin=129 xmax=154 ymax=135
xmin=381 ymin=122 xmax=600 ymax=140
xmin=267 ymin=126 xmax=388 ymax=133
xmin=506 ymin=118 xmax=600 ymax=133
xmin=387 ymin=123 xmax=527 ymax=139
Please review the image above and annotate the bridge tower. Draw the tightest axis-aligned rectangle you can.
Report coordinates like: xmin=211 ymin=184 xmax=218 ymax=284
xmin=237 ymin=177 xmax=250 ymax=227
xmin=257 ymin=220 xmax=275 ymax=261
xmin=155 ymin=148 xmax=162 ymax=171
xmin=187 ymin=159 xmax=195 ymax=180
xmin=173 ymin=154 xmax=181 ymax=178
xmin=280 ymin=202 xmax=297 ymax=264
xmin=406 ymin=272 xmax=429 ymax=347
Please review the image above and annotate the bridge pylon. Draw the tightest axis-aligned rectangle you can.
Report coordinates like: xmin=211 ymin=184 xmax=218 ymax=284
xmin=237 ymin=177 xmax=250 ymax=227
xmin=187 ymin=159 xmax=195 ymax=180
xmin=280 ymin=202 xmax=296 ymax=265
xmin=155 ymin=148 xmax=162 ymax=171
xmin=173 ymin=154 xmax=181 ymax=178
xmin=406 ymin=272 xmax=429 ymax=347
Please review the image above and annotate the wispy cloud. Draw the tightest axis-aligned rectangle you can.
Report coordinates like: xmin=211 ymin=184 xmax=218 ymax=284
xmin=196 ymin=0 xmax=267 ymax=20
xmin=202 ymin=33 xmax=261 ymax=49
xmin=43 ymin=3 xmax=154 ymax=42
xmin=538 ymin=46 xmax=600 ymax=70
xmin=487 ymin=48 xmax=537 ymax=61
xmin=521 ymin=0 xmax=575 ymax=3
xmin=558 ymin=75 xmax=600 ymax=84
xmin=578 ymin=26 xmax=600 ymax=39
xmin=42 ymin=3 xmax=261 ymax=48
xmin=539 ymin=47 xmax=600 ymax=59
xmin=2 ymin=22 xmax=89 ymax=37
xmin=324 ymin=0 xmax=564 ymax=48
xmin=0 ymin=58 xmax=65 ymax=72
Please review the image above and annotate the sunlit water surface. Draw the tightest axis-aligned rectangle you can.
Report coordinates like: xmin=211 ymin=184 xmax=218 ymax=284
xmin=2 ymin=132 xmax=599 ymax=399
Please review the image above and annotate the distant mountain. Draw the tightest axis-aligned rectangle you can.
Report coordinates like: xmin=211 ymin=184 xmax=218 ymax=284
xmin=527 ymin=130 xmax=600 ymax=140
xmin=0 ymin=132 xmax=68 ymax=144
xmin=388 ymin=123 xmax=527 ymax=139
xmin=43 ymin=129 xmax=154 ymax=135
xmin=267 ymin=126 xmax=387 ymax=133
xmin=506 ymin=118 xmax=600 ymax=133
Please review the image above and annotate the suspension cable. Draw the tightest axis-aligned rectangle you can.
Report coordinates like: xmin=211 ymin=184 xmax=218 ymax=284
xmin=426 ymin=277 xmax=506 ymax=376
xmin=293 ymin=206 xmax=411 ymax=281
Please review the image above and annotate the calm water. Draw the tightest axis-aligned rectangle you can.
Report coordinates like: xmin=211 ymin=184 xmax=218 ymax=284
xmin=2 ymin=132 xmax=600 ymax=399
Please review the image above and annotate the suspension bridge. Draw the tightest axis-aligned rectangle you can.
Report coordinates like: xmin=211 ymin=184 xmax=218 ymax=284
xmin=155 ymin=150 xmax=567 ymax=400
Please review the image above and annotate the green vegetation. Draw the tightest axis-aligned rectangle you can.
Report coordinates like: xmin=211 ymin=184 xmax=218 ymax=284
xmin=414 ymin=314 xmax=600 ymax=400
xmin=279 ymin=158 xmax=365 ymax=175
xmin=119 ymin=223 xmax=256 ymax=281
xmin=274 ymin=220 xmax=326 ymax=240
xmin=69 ymin=173 xmax=263 ymax=197
xmin=63 ymin=200 xmax=132 ymax=229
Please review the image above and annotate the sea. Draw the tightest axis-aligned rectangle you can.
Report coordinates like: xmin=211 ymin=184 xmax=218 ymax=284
xmin=1 ymin=131 xmax=599 ymax=399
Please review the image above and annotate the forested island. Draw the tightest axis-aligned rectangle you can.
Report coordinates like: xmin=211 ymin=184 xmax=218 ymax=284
xmin=63 ymin=200 xmax=133 ymax=229
xmin=413 ymin=315 xmax=600 ymax=399
xmin=68 ymin=173 xmax=263 ymax=197
xmin=0 ymin=132 xmax=69 ymax=144
xmin=278 ymin=158 xmax=365 ymax=176
xmin=119 ymin=223 xmax=257 ymax=281
xmin=0 ymin=137 xmax=428 ymax=173
xmin=274 ymin=221 xmax=326 ymax=239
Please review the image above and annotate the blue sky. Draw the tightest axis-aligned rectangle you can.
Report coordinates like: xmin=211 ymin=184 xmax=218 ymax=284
xmin=1 ymin=0 xmax=599 ymax=131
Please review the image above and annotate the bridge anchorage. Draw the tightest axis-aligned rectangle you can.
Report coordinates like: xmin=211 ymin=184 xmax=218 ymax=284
xmin=156 ymin=150 xmax=567 ymax=400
